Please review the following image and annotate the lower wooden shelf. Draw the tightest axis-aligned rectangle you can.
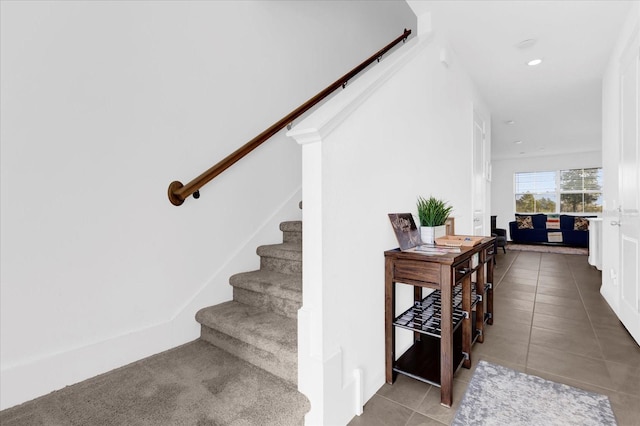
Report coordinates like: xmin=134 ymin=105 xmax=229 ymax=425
xmin=393 ymin=326 xmax=464 ymax=387
xmin=393 ymin=309 xmax=491 ymax=387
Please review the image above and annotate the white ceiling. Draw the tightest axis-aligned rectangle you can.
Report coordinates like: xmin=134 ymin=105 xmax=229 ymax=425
xmin=407 ymin=0 xmax=634 ymax=160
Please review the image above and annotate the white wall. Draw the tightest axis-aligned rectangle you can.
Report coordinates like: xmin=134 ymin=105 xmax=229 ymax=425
xmin=600 ymin=2 xmax=640 ymax=312
xmin=0 ymin=1 xmax=416 ymax=409
xmin=491 ymin=151 xmax=602 ymax=235
xmin=288 ymin=24 xmax=491 ymax=425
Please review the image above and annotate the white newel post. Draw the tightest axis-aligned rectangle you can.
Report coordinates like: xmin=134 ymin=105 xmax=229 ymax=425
xmin=289 ymin=128 xmax=326 ymax=425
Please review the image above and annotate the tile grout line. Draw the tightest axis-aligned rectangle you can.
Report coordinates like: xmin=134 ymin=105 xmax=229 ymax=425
xmin=525 ymin=255 xmax=624 ymax=396
xmin=567 ymin=255 xmax=622 ymax=399
xmin=375 ymin=386 xmax=432 ymax=419
xmin=377 ymin=386 xmax=448 ymax=426
xmin=568 ymin=257 xmax=608 ymax=363
xmin=522 ymin=251 xmax=542 ymax=372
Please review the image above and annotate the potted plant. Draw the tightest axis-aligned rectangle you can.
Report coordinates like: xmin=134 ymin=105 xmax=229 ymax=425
xmin=416 ymin=196 xmax=453 ymax=244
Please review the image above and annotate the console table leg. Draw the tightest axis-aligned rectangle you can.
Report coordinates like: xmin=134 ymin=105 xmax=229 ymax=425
xmin=440 ymin=264 xmax=453 ymax=407
xmin=486 ymin=257 xmax=495 ymax=325
xmin=476 ymin=259 xmax=486 ymax=344
xmin=462 ymin=274 xmax=472 ymax=369
xmin=385 ymin=258 xmax=395 ymax=384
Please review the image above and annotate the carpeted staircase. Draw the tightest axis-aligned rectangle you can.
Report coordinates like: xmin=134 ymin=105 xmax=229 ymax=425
xmin=196 ymin=220 xmax=303 ymax=386
xmin=0 ymin=221 xmax=309 ymax=426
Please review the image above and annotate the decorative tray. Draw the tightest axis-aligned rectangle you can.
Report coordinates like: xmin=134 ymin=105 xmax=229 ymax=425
xmin=435 ymin=235 xmax=484 ymax=247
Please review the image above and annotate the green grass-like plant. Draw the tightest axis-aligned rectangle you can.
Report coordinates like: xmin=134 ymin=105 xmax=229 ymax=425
xmin=416 ymin=196 xmax=453 ymax=227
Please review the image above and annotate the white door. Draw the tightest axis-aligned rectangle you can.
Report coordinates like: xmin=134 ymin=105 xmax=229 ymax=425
xmin=473 ymin=111 xmax=486 ymax=236
xmin=617 ymin=29 xmax=640 ymax=345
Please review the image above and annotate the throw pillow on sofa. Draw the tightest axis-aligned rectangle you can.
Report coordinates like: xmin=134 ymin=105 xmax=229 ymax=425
xmin=517 ymin=215 xmax=534 ymax=229
xmin=574 ymin=217 xmax=589 ymax=231
xmin=546 ymin=214 xmax=560 ymax=229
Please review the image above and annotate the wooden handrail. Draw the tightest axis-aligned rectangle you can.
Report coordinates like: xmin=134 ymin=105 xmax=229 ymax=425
xmin=168 ymin=28 xmax=412 ymax=206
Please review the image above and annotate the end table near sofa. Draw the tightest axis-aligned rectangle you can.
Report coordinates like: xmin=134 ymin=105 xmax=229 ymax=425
xmin=384 ymin=237 xmax=495 ymax=407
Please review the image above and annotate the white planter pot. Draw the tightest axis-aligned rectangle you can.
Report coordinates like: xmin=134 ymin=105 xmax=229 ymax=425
xmin=420 ymin=225 xmax=447 ymax=244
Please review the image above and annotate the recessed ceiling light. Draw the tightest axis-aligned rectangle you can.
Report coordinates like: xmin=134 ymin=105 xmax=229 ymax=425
xmin=519 ymin=151 xmax=525 ymax=155
xmin=527 ymin=58 xmax=543 ymax=66
xmin=513 ymin=140 xmax=523 ymax=144
xmin=505 ymin=120 xmax=516 ymax=125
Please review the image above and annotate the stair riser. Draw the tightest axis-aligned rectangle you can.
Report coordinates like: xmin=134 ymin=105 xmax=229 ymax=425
xmin=260 ymin=257 xmax=302 ymax=275
xmin=233 ymin=287 xmax=300 ymax=320
xmin=200 ymin=326 xmax=297 ymax=385
xmin=283 ymin=231 xmax=302 ymax=244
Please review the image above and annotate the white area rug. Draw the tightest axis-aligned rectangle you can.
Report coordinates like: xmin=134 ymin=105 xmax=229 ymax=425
xmin=453 ymin=360 xmax=616 ymax=426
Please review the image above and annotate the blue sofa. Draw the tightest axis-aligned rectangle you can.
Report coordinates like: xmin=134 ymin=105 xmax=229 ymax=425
xmin=509 ymin=214 xmax=594 ymax=247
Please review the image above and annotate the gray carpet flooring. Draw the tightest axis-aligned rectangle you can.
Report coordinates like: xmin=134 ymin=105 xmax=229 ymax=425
xmin=0 ymin=340 xmax=309 ymax=426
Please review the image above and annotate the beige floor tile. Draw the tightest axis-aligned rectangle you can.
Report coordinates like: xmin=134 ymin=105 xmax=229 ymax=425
xmin=536 ymin=284 xmax=580 ymax=298
xmin=577 ymin=278 xmax=610 ymax=291
xmin=405 ymin=412 xmax=448 ymax=426
xmin=575 ymin=279 xmax=604 ymax=291
xmin=493 ymin=297 xmax=535 ymax=312
xmin=484 ymin=320 xmax=531 ymax=343
xmin=591 ymin=311 xmax=634 ymax=329
xmin=532 ymin=311 xmax=594 ymax=335
xmin=576 ymin=283 xmax=605 ymax=295
xmin=539 ymin=270 xmax=573 ymax=278
xmin=471 ymin=332 xmax=528 ymax=365
xmin=527 ymin=344 xmax=614 ymax=390
xmin=592 ymin=321 xmax=639 ymax=340
xmin=579 ymin=289 xmax=614 ymax=302
xmin=530 ymin=326 xmax=602 ymax=359
xmin=414 ymin=380 xmax=467 ymax=424
xmin=597 ymin=331 xmax=640 ymax=367
xmin=348 ymin=394 xmax=413 ymax=426
xmin=525 ymin=367 xmax=616 ymax=396
xmin=507 ymin=267 xmax=540 ymax=275
xmin=489 ymin=306 xmax=533 ymax=326
xmin=606 ymin=360 xmax=640 ymax=398
xmin=534 ymin=301 xmax=589 ymax=321
xmin=539 ymin=262 xmax=571 ymax=270
xmin=538 ymin=270 xmax=573 ymax=280
xmin=507 ymin=269 xmax=540 ymax=277
xmin=509 ymin=260 xmax=541 ymax=268
xmin=608 ymin=391 xmax=640 ymax=426
xmin=581 ymin=296 xmax=619 ymax=317
xmin=511 ymin=259 xmax=543 ymax=266
xmin=539 ymin=257 xmax=570 ymax=265
xmin=536 ymin=280 xmax=574 ymax=291
xmin=534 ymin=293 xmax=586 ymax=310
xmin=496 ymin=282 xmax=537 ymax=295
xmin=494 ymin=288 xmax=536 ymax=302
xmin=376 ymin=374 xmax=430 ymax=411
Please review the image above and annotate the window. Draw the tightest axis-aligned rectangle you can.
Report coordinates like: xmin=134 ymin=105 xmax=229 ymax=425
xmin=514 ymin=168 xmax=602 ymax=214
xmin=515 ymin=171 xmax=557 ymax=213
xmin=559 ymin=168 xmax=603 ymax=213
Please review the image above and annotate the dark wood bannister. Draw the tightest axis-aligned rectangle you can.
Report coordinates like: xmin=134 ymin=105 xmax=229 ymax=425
xmin=168 ymin=28 xmax=411 ymax=206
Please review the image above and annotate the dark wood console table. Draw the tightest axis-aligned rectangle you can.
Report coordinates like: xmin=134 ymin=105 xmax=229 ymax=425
xmin=384 ymin=237 xmax=495 ymax=407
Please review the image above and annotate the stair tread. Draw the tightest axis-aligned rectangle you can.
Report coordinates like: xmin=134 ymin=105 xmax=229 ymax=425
xmin=230 ymin=270 xmax=302 ymax=302
xmin=257 ymin=242 xmax=301 ymax=260
xmin=280 ymin=221 xmax=302 ymax=232
xmin=196 ymin=301 xmax=297 ymax=360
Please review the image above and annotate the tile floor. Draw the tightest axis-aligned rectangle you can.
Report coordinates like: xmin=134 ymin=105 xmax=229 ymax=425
xmin=348 ymin=250 xmax=640 ymax=426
